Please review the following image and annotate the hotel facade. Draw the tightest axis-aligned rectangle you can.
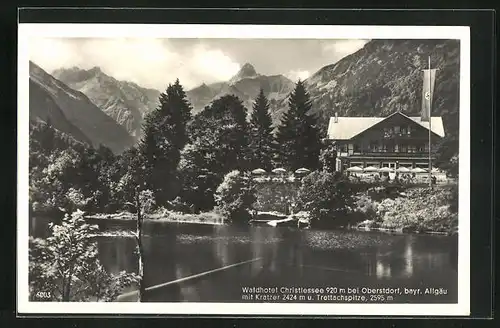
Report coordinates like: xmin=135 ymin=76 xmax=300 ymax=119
xmin=326 ymin=111 xmax=445 ymax=173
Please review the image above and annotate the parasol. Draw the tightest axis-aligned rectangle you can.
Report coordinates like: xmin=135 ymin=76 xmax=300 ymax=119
xmin=251 ymin=168 xmax=267 ymax=175
xmin=346 ymin=166 xmax=363 ymax=172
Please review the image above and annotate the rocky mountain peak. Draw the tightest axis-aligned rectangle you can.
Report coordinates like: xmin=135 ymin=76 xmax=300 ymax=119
xmin=52 ymin=65 xmax=108 ymax=84
xmin=230 ymin=62 xmax=259 ymax=83
xmin=87 ymin=66 xmax=103 ymax=75
xmin=51 ymin=64 xmax=161 ymax=141
xmin=239 ymin=63 xmax=257 ymax=76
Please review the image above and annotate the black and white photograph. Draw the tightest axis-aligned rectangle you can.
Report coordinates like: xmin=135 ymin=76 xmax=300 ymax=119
xmin=17 ymin=24 xmax=470 ymax=316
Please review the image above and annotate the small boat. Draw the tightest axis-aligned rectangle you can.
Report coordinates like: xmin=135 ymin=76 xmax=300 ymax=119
xmin=249 ymin=219 xmax=275 ymax=226
xmin=270 ymin=218 xmax=297 ymax=227
xmin=297 ymin=219 xmax=310 ymax=229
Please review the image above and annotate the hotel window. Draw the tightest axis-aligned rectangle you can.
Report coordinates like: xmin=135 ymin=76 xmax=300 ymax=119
xmin=370 ymin=141 xmax=379 ymax=152
xmin=383 ymin=127 xmax=391 ymax=138
xmin=408 ymin=145 xmax=416 ymax=153
xmin=401 ymin=126 xmax=407 ymax=136
xmin=417 ymin=144 xmax=425 ymax=152
xmin=400 ymin=144 xmax=408 ymax=153
xmin=394 ymin=126 xmax=400 ymax=135
xmin=381 ymin=143 xmax=388 ymax=152
xmin=353 ymin=143 xmax=361 ymax=152
xmin=407 ymin=125 xmax=412 ymax=136
xmin=341 ymin=144 xmax=348 ymax=152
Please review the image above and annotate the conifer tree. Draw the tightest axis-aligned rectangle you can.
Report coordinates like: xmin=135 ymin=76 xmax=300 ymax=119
xmin=248 ymin=89 xmax=275 ymax=171
xmin=138 ymin=79 xmax=192 ymax=204
xmin=276 ymin=80 xmax=321 ymax=170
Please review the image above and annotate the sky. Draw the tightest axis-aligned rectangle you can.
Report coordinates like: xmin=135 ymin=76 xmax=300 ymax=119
xmin=29 ymin=38 xmax=369 ymax=90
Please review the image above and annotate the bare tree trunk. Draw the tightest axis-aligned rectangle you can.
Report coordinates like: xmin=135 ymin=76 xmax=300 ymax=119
xmin=135 ymin=189 xmax=146 ymax=302
xmin=62 ymin=277 xmax=71 ymax=301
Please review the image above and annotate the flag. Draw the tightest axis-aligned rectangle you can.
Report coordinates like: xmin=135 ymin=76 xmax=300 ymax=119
xmin=421 ymin=68 xmax=437 ymax=121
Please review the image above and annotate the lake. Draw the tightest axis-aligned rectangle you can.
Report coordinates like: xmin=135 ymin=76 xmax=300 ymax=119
xmin=82 ymin=220 xmax=458 ymax=303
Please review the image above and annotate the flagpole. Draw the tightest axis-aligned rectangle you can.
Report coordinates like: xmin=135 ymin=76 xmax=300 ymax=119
xmin=428 ymin=56 xmax=432 ymax=189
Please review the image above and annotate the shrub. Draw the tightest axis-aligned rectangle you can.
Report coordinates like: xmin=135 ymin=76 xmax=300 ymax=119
xmin=253 ymin=179 xmax=300 ymax=213
xmin=447 ymin=184 xmax=458 ymax=213
xmin=297 ymin=171 xmax=354 ymax=223
xmin=319 ymin=143 xmax=337 ymax=173
xmin=214 ymin=171 xmax=256 ymax=223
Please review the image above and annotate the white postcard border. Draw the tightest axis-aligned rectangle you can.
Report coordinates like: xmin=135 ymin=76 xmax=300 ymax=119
xmin=17 ymin=23 xmax=471 ymax=316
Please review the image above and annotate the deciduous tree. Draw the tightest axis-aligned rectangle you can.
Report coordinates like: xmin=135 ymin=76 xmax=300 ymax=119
xmin=29 ymin=210 xmax=139 ymax=301
xmin=179 ymin=95 xmax=250 ymax=211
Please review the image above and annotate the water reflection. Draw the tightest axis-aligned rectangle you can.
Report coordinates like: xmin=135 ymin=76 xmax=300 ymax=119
xmin=213 ymin=225 xmax=231 ymax=267
xmin=375 ymin=251 xmax=392 ymax=279
xmin=30 ymin=217 xmax=458 ymax=302
xmin=94 ymin=225 xmax=456 ymax=285
xmin=404 ymin=235 xmax=414 ymax=277
xmin=280 ymin=227 xmax=304 ymax=276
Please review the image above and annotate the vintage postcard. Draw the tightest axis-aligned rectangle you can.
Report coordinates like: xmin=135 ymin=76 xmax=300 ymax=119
xmin=17 ymin=23 xmax=470 ymax=316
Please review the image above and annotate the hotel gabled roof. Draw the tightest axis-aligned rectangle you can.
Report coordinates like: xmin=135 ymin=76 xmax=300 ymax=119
xmin=326 ymin=112 xmax=445 ymax=140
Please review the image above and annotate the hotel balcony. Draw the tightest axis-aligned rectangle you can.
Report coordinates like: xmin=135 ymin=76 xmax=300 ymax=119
xmin=337 ymin=151 xmax=437 ymax=161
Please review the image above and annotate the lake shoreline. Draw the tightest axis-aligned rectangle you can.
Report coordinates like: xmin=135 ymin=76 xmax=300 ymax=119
xmin=85 ymin=211 xmax=226 ymax=225
xmin=81 ymin=185 xmax=458 ymax=237
xmin=351 ymin=185 xmax=458 ymax=236
xmin=83 ymin=212 xmax=456 ymax=237
xmin=348 ymin=225 xmax=453 ymax=236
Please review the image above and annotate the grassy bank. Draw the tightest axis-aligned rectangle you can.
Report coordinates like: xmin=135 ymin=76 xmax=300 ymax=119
xmin=353 ymin=184 xmax=458 ymax=234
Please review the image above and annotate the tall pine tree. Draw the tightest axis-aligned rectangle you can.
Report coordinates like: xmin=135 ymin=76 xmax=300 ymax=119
xmin=249 ymin=89 xmax=275 ymax=171
xmin=276 ymin=80 xmax=321 ymax=170
xmin=138 ymin=79 xmax=192 ymax=204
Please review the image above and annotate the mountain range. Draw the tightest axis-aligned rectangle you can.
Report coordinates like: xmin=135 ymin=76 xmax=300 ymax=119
xmin=52 ymin=66 xmax=161 ymax=140
xmin=28 ymin=38 xmax=459 ymax=156
xmin=302 ymin=39 xmax=460 ymax=137
xmin=29 ymin=61 xmax=134 ymax=153
xmin=186 ymin=63 xmax=296 ymax=119
xmin=186 ymin=39 xmax=459 ymax=140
